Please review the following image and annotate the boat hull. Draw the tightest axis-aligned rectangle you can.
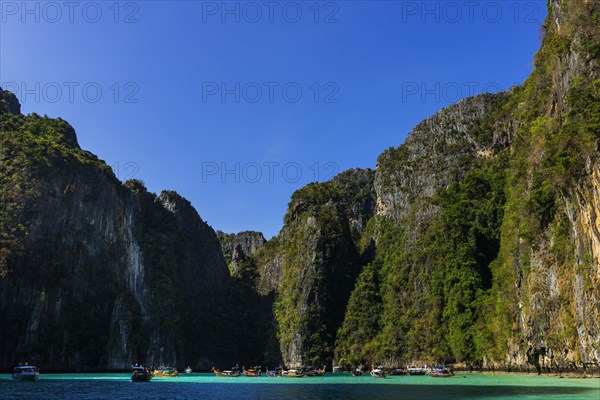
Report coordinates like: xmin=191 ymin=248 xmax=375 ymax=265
xmin=131 ymin=373 xmax=152 ymax=382
xmin=282 ymin=370 xmax=306 ymax=378
xmin=213 ymin=369 xmax=240 ymax=377
xmin=12 ymin=373 xmax=39 ymax=382
xmin=153 ymin=371 xmax=178 ymax=377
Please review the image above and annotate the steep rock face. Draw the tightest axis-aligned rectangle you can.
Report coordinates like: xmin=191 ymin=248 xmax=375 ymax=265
xmin=217 ymin=230 xmax=266 ymax=276
xmin=375 ymin=93 xmax=510 ymax=222
xmin=0 ymin=96 xmax=230 ymax=370
xmin=257 ymin=168 xmax=376 ymax=367
xmin=0 ymin=88 xmax=21 ymax=115
xmin=334 ymin=93 xmax=513 ymax=368
xmin=334 ymin=0 xmax=600 ymax=372
xmin=488 ymin=0 xmax=600 ymax=372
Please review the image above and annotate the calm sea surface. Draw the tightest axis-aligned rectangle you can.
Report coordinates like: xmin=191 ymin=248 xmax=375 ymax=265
xmin=0 ymin=372 xmax=598 ymax=400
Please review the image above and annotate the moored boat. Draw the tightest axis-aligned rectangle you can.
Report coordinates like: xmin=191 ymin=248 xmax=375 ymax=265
xmin=153 ymin=366 xmax=179 ymax=377
xmin=12 ymin=365 xmax=39 ymax=381
xmin=429 ymin=366 xmax=454 ymax=377
xmin=212 ymin=366 xmax=241 ymax=377
xmin=243 ymin=367 xmax=261 ymax=377
xmin=131 ymin=366 xmax=152 ymax=382
xmin=184 ymin=366 xmax=192 ymax=374
xmin=407 ymin=366 xmax=428 ymax=375
xmin=305 ymin=365 xmax=326 ymax=376
xmin=389 ymin=367 xmax=406 ymax=375
xmin=370 ymin=368 xmax=385 ymax=378
xmin=351 ymin=368 xmax=363 ymax=376
xmin=282 ymin=369 xmax=306 ymax=378
xmin=332 ymin=366 xmax=342 ymax=373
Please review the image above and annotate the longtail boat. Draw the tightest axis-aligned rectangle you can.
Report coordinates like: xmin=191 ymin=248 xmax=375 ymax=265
xmin=243 ymin=367 xmax=261 ymax=377
xmin=306 ymin=365 xmax=326 ymax=376
xmin=429 ymin=366 xmax=454 ymax=377
xmin=282 ymin=369 xmax=306 ymax=378
xmin=212 ymin=367 xmax=241 ymax=377
xmin=131 ymin=366 xmax=152 ymax=382
xmin=370 ymin=368 xmax=385 ymax=378
xmin=153 ymin=366 xmax=178 ymax=377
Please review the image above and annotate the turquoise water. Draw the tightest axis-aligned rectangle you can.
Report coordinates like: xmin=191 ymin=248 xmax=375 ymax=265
xmin=0 ymin=372 xmax=598 ymax=399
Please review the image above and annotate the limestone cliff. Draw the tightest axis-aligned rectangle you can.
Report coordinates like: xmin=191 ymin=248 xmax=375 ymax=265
xmin=333 ymin=0 xmax=600 ymax=372
xmin=1 ymin=0 xmax=598 ymax=373
xmin=487 ymin=0 xmax=600 ymax=372
xmin=0 ymin=96 xmax=230 ymax=370
xmin=254 ymin=168 xmax=376 ymax=367
xmin=260 ymin=0 xmax=600 ymax=372
xmin=217 ymin=230 xmax=266 ymax=276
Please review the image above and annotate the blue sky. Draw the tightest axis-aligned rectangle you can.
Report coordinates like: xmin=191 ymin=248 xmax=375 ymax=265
xmin=1 ymin=1 xmax=547 ymax=238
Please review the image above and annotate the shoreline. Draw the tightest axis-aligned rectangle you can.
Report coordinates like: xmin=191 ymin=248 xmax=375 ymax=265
xmin=1 ymin=369 xmax=599 ymax=379
xmin=454 ymin=370 xmax=600 ymax=379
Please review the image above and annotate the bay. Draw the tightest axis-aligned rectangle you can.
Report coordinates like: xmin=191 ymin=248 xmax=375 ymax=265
xmin=0 ymin=372 xmax=598 ymax=400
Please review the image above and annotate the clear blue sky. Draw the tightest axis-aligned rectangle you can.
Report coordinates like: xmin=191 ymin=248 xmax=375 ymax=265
xmin=1 ymin=1 xmax=547 ymax=238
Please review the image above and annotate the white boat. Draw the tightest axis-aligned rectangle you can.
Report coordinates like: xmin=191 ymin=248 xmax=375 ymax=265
xmin=12 ymin=365 xmax=40 ymax=381
xmin=184 ymin=366 xmax=192 ymax=374
xmin=407 ymin=366 xmax=428 ymax=375
xmin=332 ymin=366 xmax=342 ymax=373
xmin=282 ymin=369 xmax=305 ymax=378
xmin=370 ymin=368 xmax=385 ymax=378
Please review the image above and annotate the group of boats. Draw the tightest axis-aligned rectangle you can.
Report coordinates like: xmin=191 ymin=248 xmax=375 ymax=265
xmin=10 ymin=363 xmax=453 ymax=382
xmin=358 ymin=365 xmax=454 ymax=378
xmin=210 ymin=365 xmax=326 ymax=378
xmin=131 ymin=365 xmax=193 ymax=381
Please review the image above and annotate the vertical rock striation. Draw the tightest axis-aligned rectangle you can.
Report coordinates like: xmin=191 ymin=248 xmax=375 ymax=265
xmin=0 ymin=94 xmax=230 ymax=370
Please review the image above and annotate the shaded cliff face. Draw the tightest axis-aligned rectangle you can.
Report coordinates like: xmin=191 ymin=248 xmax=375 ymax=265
xmin=0 ymin=88 xmax=21 ymax=116
xmin=255 ymin=168 xmax=376 ymax=367
xmin=0 ymin=97 xmax=230 ymax=370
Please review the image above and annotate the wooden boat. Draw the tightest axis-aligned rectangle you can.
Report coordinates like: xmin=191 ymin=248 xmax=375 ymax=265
xmin=131 ymin=366 xmax=152 ymax=382
xmin=266 ymin=367 xmax=281 ymax=377
xmin=351 ymin=368 xmax=363 ymax=376
xmin=243 ymin=368 xmax=261 ymax=377
xmin=429 ymin=366 xmax=454 ymax=377
xmin=306 ymin=365 xmax=326 ymax=376
xmin=370 ymin=368 xmax=385 ymax=378
xmin=12 ymin=365 xmax=39 ymax=381
xmin=153 ymin=366 xmax=179 ymax=377
xmin=282 ymin=369 xmax=306 ymax=378
xmin=212 ymin=367 xmax=241 ymax=377
xmin=407 ymin=366 xmax=427 ymax=375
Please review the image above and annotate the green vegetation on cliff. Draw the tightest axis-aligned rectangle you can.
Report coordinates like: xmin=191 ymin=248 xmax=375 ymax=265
xmin=333 ymin=0 xmax=600 ymax=370
xmin=272 ymin=169 xmax=375 ymax=366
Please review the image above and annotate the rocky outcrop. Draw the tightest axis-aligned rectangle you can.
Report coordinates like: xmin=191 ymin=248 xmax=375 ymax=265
xmin=0 ymin=95 xmax=230 ymax=370
xmin=336 ymin=0 xmax=600 ymax=372
xmin=0 ymin=88 xmax=21 ymax=115
xmin=256 ymin=168 xmax=376 ymax=367
xmin=1 ymin=0 xmax=598 ymax=374
xmin=489 ymin=0 xmax=600 ymax=372
xmin=217 ymin=230 xmax=266 ymax=276
xmin=375 ymin=92 xmax=509 ymax=222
